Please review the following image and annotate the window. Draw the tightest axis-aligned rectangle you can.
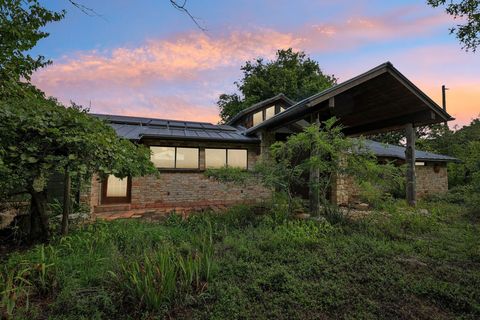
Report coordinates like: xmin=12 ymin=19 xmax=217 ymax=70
xmin=106 ymin=175 xmax=128 ymax=197
xmin=205 ymin=148 xmax=248 ymax=169
xmin=253 ymin=111 xmax=263 ymax=127
xmin=151 ymin=146 xmax=175 ymax=168
xmin=151 ymin=146 xmax=199 ymax=169
xmin=265 ymin=106 xmax=275 ymax=120
xmin=228 ymin=149 xmax=247 ymax=169
xmin=176 ymin=147 xmax=199 ymax=168
xmin=205 ymin=149 xmax=226 ymax=168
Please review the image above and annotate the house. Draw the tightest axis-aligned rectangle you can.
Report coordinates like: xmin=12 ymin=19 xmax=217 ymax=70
xmin=80 ymin=62 xmax=457 ymax=218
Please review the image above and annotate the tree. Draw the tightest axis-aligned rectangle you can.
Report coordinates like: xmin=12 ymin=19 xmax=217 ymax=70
xmin=0 ymin=0 xmax=64 ymax=94
xmin=427 ymin=0 xmax=480 ymax=52
xmin=369 ymin=124 xmax=447 ymax=146
xmin=218 ymin=49 xmax=337 ymax=123
xmin=256 ymin=118 xmax=403 ymax=215
xmin=0 ymin=96 xmax=157 ymax=240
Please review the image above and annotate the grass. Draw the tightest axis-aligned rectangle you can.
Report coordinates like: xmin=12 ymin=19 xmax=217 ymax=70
xmin=1 ymin=201 xmax=479 ymax=319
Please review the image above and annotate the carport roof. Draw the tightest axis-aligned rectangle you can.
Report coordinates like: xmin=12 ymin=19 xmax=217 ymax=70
xmin=245 ymin=62 xmax=454 ymax=136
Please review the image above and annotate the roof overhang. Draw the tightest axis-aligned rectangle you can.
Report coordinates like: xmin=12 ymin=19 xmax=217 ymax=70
xmin=227 ymin=93 xmax=296 ymax=126
xmin=246 ymin=62 xmax=454 ymax=136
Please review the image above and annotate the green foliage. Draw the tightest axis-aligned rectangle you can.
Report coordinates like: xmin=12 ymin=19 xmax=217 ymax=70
xmin=1 ymin=202 xmax=480 ymax=319
xmin=0 ymin=0 xmax=64 ymax=94
xmin=427 ymin=0 xmax=480 ymax=51
xmin=256 ymin=119 xmax=403 ymax=213
xmin=419 ymin=118 xmax=480 ymax=209
xmin=204 ymin=166 xmax=253 ymax=184
xmin=0 ymin=96 xmax=156 ymax=240
xmin=218 ymin=48 xmax=337 ymax=122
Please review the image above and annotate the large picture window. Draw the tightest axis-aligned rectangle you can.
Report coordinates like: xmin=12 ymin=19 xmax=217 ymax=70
xmin=227 ymin=149 xmax=247 ymax=169
xmin=151 ymin=146 xmax=199 ymax=169
xmin=205 ymin=148 xmax=248 ymax=169
xmin=205 ymin=149 xmax=226 ymax=168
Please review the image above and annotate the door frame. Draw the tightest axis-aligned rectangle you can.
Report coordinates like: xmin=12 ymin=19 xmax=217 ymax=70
xmin=101 ymin=176 xmax=132 ymax=205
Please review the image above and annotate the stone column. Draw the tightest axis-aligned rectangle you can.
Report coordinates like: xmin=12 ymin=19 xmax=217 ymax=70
xmin=259 ymin=129 xmax=276 ymax=160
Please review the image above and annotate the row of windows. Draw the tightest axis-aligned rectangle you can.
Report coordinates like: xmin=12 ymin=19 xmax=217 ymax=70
xmin=150 ymin=147 xmax=248 ymax=169
xmin=252 ymin=105 xmax=284 ymax=127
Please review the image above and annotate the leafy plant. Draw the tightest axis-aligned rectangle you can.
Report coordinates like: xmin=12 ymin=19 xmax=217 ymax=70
xmin=204 ymin=166 xmax=253 ymax=185
xmin=0 ymin=266 xmax=31 ymax=319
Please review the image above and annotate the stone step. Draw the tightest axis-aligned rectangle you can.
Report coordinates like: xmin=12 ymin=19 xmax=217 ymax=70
xmin=94 ymin=204 xmax=131 ymax=213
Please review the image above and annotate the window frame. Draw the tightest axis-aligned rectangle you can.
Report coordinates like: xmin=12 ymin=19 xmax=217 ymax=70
xmin=150 ymin=146 xmax=200 ymax=170
xmin=204 ymin=147 xmax=249 ymax=170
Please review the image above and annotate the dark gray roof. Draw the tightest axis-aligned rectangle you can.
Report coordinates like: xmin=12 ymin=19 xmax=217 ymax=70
xmin=92 ymin=114 xmax=258 ymax=143
xmin=227 ymin=93 xmax=296 ymax=126
xmin=364 ymin=140 xmax=458 ymax=162
xmin=245 ymin=62 xmax=453 ymax=135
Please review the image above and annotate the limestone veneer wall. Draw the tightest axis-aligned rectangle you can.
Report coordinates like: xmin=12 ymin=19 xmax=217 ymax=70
xmin=416 ymin=164 xmax=448 ymax=198
xmin=330 ymin=162 xmax=449 ymax=206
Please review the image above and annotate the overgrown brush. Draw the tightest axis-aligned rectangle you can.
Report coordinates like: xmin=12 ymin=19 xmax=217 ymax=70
xmin=0 ymin=244 xmax=58 ymax=318
xmin=110 ymin=230 xmax=215 ymax=313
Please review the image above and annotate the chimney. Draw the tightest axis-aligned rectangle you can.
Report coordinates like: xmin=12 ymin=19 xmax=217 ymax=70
xmin=442 ymin=85 xmax=448 ymax=112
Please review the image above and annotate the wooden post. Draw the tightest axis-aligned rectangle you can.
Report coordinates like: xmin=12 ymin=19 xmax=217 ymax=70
xmin=309 ymin=113 xmax=321 ymax=215
xmin=61 ymin=169 xmax=71 ymax=235
xmin=405 ymin=123 xmax=416 ymax=206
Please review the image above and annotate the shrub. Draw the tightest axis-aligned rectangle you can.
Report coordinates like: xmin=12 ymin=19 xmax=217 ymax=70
xmin=204 ymin=167 xmax=253 ymax=185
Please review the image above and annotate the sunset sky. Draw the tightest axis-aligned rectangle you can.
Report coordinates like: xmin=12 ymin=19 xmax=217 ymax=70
xmin=31 ymin=0 xmax=479 ymax=128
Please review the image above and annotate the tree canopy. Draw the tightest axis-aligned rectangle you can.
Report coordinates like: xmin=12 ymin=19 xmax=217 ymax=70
xmin=427 ymin=0 xmax=480 ymax=52
xmin=0 ymin=0 xmax=64 ymax=94
xmin=0 ymin=0 xmax=156 ymax=241
xmin=217 ymin=49 xmax=337 ymax=123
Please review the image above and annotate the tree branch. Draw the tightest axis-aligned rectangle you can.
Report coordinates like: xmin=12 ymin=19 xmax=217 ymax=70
xmin=170 ymin=0 xmax=207 ymax=31
xmin=67 ymin=0 xmax=106 ymax=20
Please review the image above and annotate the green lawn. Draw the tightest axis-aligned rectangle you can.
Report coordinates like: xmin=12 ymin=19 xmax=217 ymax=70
xmin=1 ymin=201 xmax=480 ymax=319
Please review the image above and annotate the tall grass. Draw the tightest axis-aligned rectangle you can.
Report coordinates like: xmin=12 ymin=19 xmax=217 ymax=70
xmin=110 ymin=230 xmax=214 ymax=312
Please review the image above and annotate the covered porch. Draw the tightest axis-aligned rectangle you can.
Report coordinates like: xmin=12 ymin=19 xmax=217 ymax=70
xmin=246 ymin=62 xmax=453 ymax=207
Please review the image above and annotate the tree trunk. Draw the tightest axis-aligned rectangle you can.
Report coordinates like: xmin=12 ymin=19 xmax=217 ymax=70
xmin=29 ymin=190 xmax=50 ymax=242
xmin=61 ymin=170 xmax=71 ymax=236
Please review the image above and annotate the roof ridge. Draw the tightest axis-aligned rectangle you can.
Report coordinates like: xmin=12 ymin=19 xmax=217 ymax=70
xmin=226 ymin=93 xmax=296 ymax=125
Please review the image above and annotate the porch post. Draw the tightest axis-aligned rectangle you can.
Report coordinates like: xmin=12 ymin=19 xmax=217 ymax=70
xmin=309 ymin=113 xmax=321 ymax=215
xmin=405 ymin=123 xmax=416 ymax=206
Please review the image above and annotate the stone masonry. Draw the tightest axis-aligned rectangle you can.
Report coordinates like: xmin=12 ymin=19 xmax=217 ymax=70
xmin=416 ymin=164 xmax=448 ymax=198
xmin=331 ymin=162 xmax=449 ymax=206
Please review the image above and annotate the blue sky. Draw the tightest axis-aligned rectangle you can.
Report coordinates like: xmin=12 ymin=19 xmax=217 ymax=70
xmin=31 ymin=0 xmax=479 ymax=126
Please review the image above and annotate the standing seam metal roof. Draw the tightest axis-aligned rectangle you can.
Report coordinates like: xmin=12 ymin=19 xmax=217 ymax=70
xmin=91 ymin=114 xmax=258 ymax=143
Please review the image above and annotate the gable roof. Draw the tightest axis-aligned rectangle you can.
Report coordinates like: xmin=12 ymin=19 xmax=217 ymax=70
xmin=364 ymin=140 xmax=459 ymax=162
xmin=92 ymin=114 xmax=258 ymax=143
xmin=227 ymin=93 xmax=296 ymax=126
xmin=245 ymin=62 xmax=454 ymax=136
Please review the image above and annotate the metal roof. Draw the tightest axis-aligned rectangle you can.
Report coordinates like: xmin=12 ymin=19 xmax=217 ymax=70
xmin=364 ymin=140 xmax=458 ymax=162
xmin=245 ymin=62 xmax=454 ymax=135
xmin=91 ymin=114 xmax=258 ymax=143
xmin=227 ymin=93 xmax=296 ymax=126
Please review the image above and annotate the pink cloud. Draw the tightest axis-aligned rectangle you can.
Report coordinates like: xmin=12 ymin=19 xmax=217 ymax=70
xmin=33 ymin=29 xmax=303 ymax=92
xmin=31 ymin=6 xmax=476 ymax=127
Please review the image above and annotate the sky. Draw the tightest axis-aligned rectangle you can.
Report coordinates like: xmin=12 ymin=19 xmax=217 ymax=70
xmin=31 ymin=0 xmax=479 ymax=128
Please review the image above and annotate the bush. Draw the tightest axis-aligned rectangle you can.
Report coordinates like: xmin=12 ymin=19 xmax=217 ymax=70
xmin=204 ymin=167 xmax=253 ymax=185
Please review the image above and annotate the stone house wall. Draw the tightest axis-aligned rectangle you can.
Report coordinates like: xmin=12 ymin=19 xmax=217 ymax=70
xmin=81 ymin=139 xmax=271 ymax=214
xmin=416 ymin=163 xmax=448 ymax=198
xmin=330 ymin=162 xmax=449 ymax=206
